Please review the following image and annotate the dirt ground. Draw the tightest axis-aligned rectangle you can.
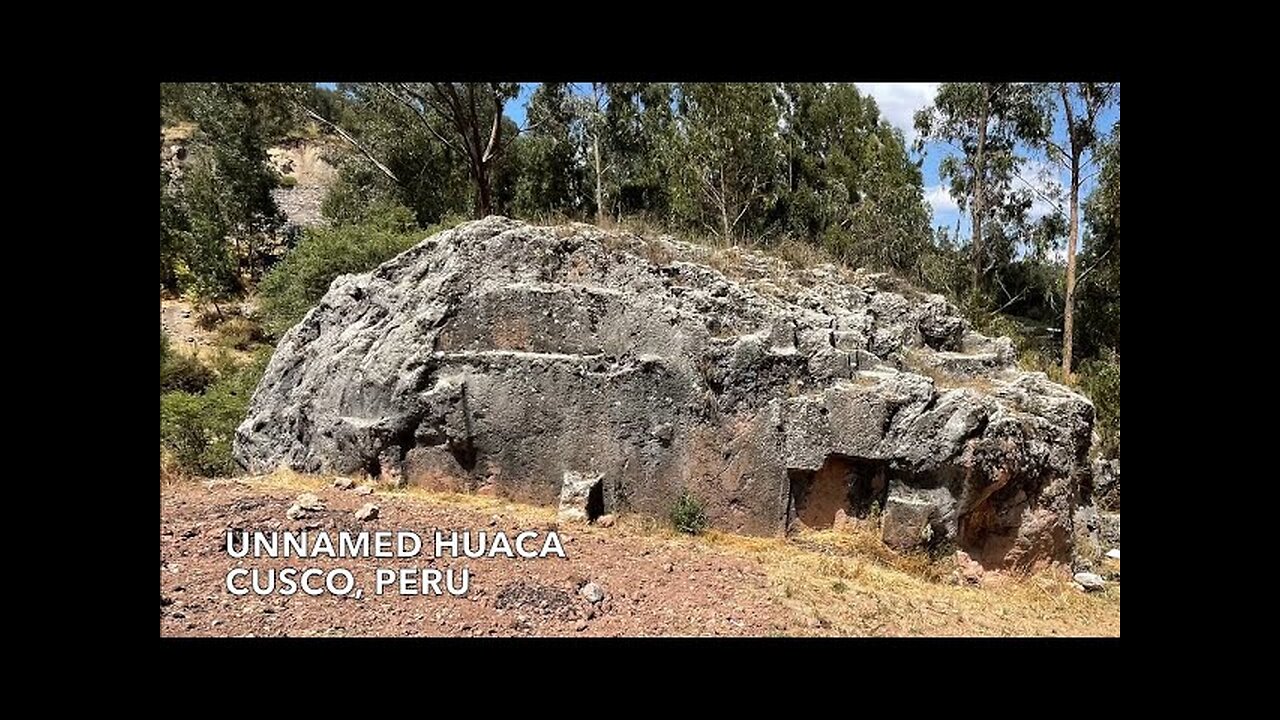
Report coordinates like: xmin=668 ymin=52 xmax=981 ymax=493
xmin=160 ymin=299 xmax=211 ymax=355
xmin=160 ymin=473 xmax=1120 ymax=637
xmin=160 ymin=298 xmax=259 ymax=362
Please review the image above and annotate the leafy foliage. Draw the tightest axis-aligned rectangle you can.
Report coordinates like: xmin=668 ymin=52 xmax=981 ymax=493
xmin=1033 ymin=82 xmax=1118 ymax=376
xmin=914 ymin=83 xmax=1051 ymax=294
xmin=600 ymin=83 xmax=677 ymax=221
xmin=319 ymin=84 xmax=473 ymax=227
xmin=777 ymin=84 xmax=932 ymax=272
xmin=160 ymin=83 xmax=302 ymax=300
xmin=670 ymin=83 xmax=784 ymax=244
xmin=1078 ymin=349 xmax=1120 ymax=459
xmin=160 ymin=164 xmax=190 ymax=292
xmin=514 ymin=83 xmax=585 ymax=218
xmin=160 ymin=332 xmax=215 ymax=393
xmin=160 ymin=350 xmax=269 ymax=477
xmin=670 ymin=490 xmax=710 ymax=535
xmin=1078 ymin=121 xmax=1120 ymax=359
xmin=215 ymin=316 xmax=267 ymax=351
xmin=257 ymin=221 xmax=422 ymax=338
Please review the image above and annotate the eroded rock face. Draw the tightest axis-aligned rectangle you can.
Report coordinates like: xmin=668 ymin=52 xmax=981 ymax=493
xmin=235 ymin=217 xmax=1096 ymax=568
xmin=1093 ymin=458 xmax=1120 ymax=512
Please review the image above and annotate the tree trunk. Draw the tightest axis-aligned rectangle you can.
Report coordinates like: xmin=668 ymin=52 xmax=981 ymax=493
xmin=1060 ymin=83 xmax=1079 ymax=380
xmin=719 ymin=172 xmax=731 ymax=245
xmin=476 ymin=165 xmax=492 ymax=218
xmin=972 ymin=84 xmax=989 ymax=291
xmin=1062 ymin=155 xmax=1080 ymax=379
xmin=593 ymin=133 xmax=604 ymax=225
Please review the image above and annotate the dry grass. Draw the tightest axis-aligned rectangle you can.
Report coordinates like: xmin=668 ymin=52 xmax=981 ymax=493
xmin=864 ymin=271 xmax=930 ymax=302
xmin=594 ymin=507 xmax=1117 ymax=636
xmin=705 ymin=250 xmax=743 ymax=279
xmin=239 ymin=468 xmax=560 ymax=529
xmin=849 ymin=372 xmax=886 ymax=387
xmin=639 ymin=240 xmax=675 ymax=266
xmin=198 ymin=470 xmax=1119 ymax=636
xmin=162 ymin=122 xmax=197 ymax=142
xmin=769 ymin=237 xmax=836 ymax=271
xmin=214 ymin=316 xmax=267 ymax=351
xmin=918 ymin=365 xmax=999 ymax=394
xmin=902 ymin=348 xmax=1000 ymax=394
xmin=699 ymin=527 xmax=1119 ymax=636
xmin=160 ymin=449 xmax=190 ymax=489
xmin=571 ymin=217 xmax=849 ymax=300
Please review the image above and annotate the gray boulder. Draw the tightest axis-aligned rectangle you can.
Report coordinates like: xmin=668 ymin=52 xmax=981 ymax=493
xmin=558 ymin=471 xmax=602 ymax=524
xmin=235 ymin=218 xmax=1096 ymax=569
xmin=1074 ymin=572 xmax=1106 ymax=592
xmin=580 ymin=582 xmax=604 ymax=604
xmin=881 ymin=491 xmax=943 ymax=551
xmin=1093 ymin=458 xmax=1120 ymax=511
xmin=295 ymin=493 xmax=323 ymax=511
xmin=1099 ymin=511 xmax=1120 ymax=549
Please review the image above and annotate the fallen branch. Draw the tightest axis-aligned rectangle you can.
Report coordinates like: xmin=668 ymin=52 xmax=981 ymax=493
xmin=300 ymin=106 xmax=399 ymax=184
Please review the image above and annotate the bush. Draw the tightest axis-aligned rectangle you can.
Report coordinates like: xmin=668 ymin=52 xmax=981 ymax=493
xmin=321 ymin=175 xmax=420 ymax=232
xmin=160 ymin=349 xmax=270 ymax=477
xmin=258 ymin=223 xmax=420 ymax=338
xmin=215 ymin=316 xmax=266 ymax=351
xmin=1078 ymin=350 xmax=1121 ymax=459
xmin=670 ymin=490 xmax=709 ymax=535
xmin=160 ymin=332 xmax=215 ymax=393
xmin=278 ymin=175 xmax=298 ymax=189
xmin=973 ymin=312 xmax=1065 ymax=382
xmin=160 ymin=389 xmax=243 ymax=476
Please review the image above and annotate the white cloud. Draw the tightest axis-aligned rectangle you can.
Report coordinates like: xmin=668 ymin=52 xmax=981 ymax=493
xmin=924 ymin=185 xmax=959 ymax=214
xmin=1014 ymin=158 xmax=1067 ymax=220
xmin=855 ymin=83 xmax=939 ymax=143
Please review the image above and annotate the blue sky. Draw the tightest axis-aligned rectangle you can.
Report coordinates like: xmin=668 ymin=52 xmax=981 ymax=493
xmin=323 ymin=82 xmax=1120 ymax=240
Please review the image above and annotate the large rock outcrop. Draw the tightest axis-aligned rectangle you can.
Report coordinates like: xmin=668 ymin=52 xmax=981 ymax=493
xmin=236 ymin=217 xmax=1097 ymax=568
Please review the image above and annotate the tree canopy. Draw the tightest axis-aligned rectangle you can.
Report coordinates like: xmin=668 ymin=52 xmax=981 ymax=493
xmin=159 ymin=80 xmax=1120 ymax=470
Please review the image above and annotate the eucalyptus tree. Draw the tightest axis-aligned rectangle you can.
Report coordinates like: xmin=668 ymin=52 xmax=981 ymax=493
xmin=1037 ymin=83 xmax=1118 ymax=376
xmin=914 ymin=83 xmax=1046 ymax=292
xmin=779 ymin=83 xmax=930 ymax=272
xmin=672 ymin=83 xmax=783 ymax=244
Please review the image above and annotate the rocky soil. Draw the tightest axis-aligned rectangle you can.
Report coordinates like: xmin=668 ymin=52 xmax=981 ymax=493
xmin=160 ymin=475 xmax=1120 ymax=637
xmin=162 ymin=478 xmax=795 ymax=637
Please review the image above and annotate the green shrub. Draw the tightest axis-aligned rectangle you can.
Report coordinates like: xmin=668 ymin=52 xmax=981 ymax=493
xmin=1078 ymin=349 xmax=1121 ymax=459
xmin=973 ymin=312 xmax=1064 ymax=382
xmin=321 ymin=177 xmax=420 ymax=232
xmin=258 ymin=223 xmax=420 ymax=338
xmin=278 ymin=175 xmax=298 ymax=189
xmin=160 ymin=349 xmax=270 ymax=477
xmin=160 ymin=331 xmax=215 ymax=393
xmin=160 ymin=389 xmax=242 ymax=476
xmin=670 ymin=490 xmax=709 ymax=535
xmin=215 ymin=316 xmax=266 ymax=350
